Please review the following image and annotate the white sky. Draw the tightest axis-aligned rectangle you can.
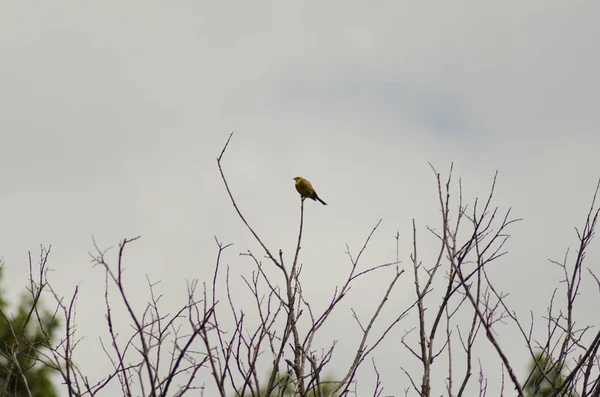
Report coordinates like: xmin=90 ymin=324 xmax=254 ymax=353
xmin=1 ymin=2 xmax=599 ymax=396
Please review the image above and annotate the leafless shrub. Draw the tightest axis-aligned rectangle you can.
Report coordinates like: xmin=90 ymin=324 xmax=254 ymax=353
xmin=5 ymin=133 xmax=598 ymax=397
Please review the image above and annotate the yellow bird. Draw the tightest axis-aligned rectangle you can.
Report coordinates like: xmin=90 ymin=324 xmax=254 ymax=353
xmin=293 ymin=177 xmax=327 ymax=205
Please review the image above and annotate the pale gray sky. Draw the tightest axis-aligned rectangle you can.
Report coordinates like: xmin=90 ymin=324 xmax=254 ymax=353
xmin=1 ymin=2 xmax=599 ymax=396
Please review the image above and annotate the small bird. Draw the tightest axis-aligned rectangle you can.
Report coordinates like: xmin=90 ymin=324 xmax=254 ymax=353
xmin=293 ymin=177 xmax=327 ymax=205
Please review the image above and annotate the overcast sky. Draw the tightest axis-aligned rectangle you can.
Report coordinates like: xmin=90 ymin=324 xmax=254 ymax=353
xmin=1 ymin=2 xmax=599 ymax=396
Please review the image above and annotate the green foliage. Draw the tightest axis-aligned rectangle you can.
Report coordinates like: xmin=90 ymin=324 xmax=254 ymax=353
xmin=0 ymin=266 xmax=59 ymax=397
xmin=238 ymin=371 xmax=338 ymax=397
xmin=524 ymin=351 xmax=570 ymax=397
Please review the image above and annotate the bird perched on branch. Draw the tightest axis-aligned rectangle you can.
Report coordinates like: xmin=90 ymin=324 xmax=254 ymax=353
xmin=293 ymin=177 xmax=327 ymax=205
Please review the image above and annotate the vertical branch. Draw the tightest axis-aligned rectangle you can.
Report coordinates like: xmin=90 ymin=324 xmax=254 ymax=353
xmin=63 ymin=287 xmax=79 ymax=397
xmin=293 ymin=198 xmax=306 ymax=277
xmin=266 ymin=198 xmax=305 ymax=396
xmin=445 ymin=304 xmax=453 ymax=397
xmin=407 ymin=165 xmax=455 ymax=397
xmin=291 ymin=198 xmax=305 ymax=394
xmin=411 ymin=219 xmax=430 ymax=397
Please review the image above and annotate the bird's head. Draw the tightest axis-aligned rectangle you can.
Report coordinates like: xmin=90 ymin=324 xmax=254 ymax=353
xmin=293 ymin=177 xmax=302 ymax=182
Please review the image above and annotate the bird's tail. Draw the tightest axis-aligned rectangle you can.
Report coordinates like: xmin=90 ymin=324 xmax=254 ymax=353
xmin=315 ymin=195 xmax=327 ymax=205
